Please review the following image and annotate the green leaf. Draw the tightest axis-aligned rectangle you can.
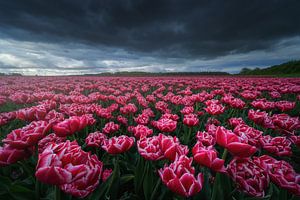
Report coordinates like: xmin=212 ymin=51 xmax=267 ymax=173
xmin=120 ymin=174 xmax=134 ymax=185
xmin=244 ymin=195 xmax=271 ymax=200
xmin=8 ymin=184 xmax=35 ymax=200
xmin=157 ymin=187 xmax=171 ymax=200
xmin=0 ymin=175 xmax=12 ymax=189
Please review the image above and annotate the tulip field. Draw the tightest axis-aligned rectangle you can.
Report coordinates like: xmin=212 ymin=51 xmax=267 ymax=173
xmin=0 ymin=76 xmax=300 ymax=200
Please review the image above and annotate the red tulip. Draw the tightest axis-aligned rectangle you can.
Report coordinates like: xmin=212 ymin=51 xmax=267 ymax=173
xmin=3 ymin=121 xmax=50 ymax=149
xmin=0 ymin=111 xmax=16 ymax=126
xmin=146 ymin=94 xmax=156 ymax=103
xmin=107 ymin=103 xmax=119 ymax=112
xmin=192 ymin=142 xmax=225 ymax=172
xmin=0 ymin=144 xmax=32 ymax=167
xmin=102 ymin=122 xmax=120 ymax=135
xmin=137 ymin=136 xmax=164 ymax=161
xmin=120 ymin=103 xmax=138 ymax=114
xmin=228 ymin=117 xmax=246 ymax=128
xmin=229 ymin=98 xmax=245 ymax=109
xmin=254 ymin=155 xmax=300 ymax=196
xmin=204 ymin=101 xmax=225 ymax=115
xmin=85 ymin=131 xmax=107 ymax=148
xmin=183 ymin=114 xmax=199 ymax=127
xmin=96 ymin=108 xmax=112 ymax=119
xmin=259 ymin=135 xmax=292 ymax=157
xmin=216 ymin=126 xmax=239 ymax=147
xmin=272 ymin=113 xmax=300 ymax=134
xmin=216 ymin=126 xmax=257 ymax=157
xmin=180 ymin=106 xmax=194 ymax=115
xmin=275 ymin=101 xmax=296 ymax=112
xmin=222 ymin=95 xmax=245 ymax=109
xmin=132 ymin=124 xmax=153 ymax=139
xmin=53 ymin=115 xmax=92 ymax=137
xmin=290 ymin=135 xmax=300 ymax=147
xmin=16 ymin=106 xmax=47 ymax=121
xmin=206 ymin=117 xmax=221 ymax=126
xmin=161 ymin=113 xmax=179 ymax=121
xmin=101 ymin=168 xmax=113 ymax=182
xmin=227 ymin=157 xmax=269 ymax=197
xmin=44 ymin=110 xmax=65 ymax=124
xmin=233 ymin=124 xmax=263 ymax=147
xmin=16 ymin=108 xmax=36 ymax=121
xmin=158 ymin=155 xmax=203 ymax=197
xmin=158 ymin=133 xmax=189 ymax=161
xmin=270 ymin=91 xmax=281 ymax=98
xmin=251 ymin=99 xmax=275 ymax=110
xmin=85 ymin=114 xmax=96 ymax=125
xmin=59 ymin=152 xmax=103 ymax=198
xmin=117 ymin=115 xmax=128 ymax=125
xmin=101 ymin=135 xmax=135 ymax=154
xmin=196 ymin=131 xmax=216 ymax=146
xmin=36 ymin=140 xmax=103 ymax=198
xmin=134 ymin=114 xmax=150 ymax=125
xmin=142 ymin=108 xmax=155 ymax=117
xmin=156 ymin=118 xmax=177 ymax=133
xmin=155 ymin=101 xmax=169 ymax=113
xmin=248 ymin=109 xmax=274 ymax=129
xmin=36 ymin=141 xmax=79 ymax=185
xmin=205 ymin=124 xmax=218 ymax=136
xmin=38 ymin=133 xmax=66 ymax=153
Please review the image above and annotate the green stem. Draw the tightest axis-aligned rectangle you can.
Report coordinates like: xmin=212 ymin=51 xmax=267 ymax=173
xmin=71 ymin=134 xmax=76 ymax=141
xmin=211 ymin=173 xmax=220 ymax=200
xmin=35 ymin=179 xmax=40 ymax=200
xmin=55 ymin=186 xmax=61 ymax=200
xmin=185 ymin=127 xmax=192 ymax=144
xmin=211 ymin=149 xmax=228 ymax=200
xmin=105 ymin=155 xmax=120 ymax=199
xmin=85 ymin=126 xmax=89 ymax=138
xmin=195 ymin=102 xmax=199 ymax=111
xmin=95 ymin=148 xmax=99 ymax=157
xmin=221 ymin=148 xmax=228 ymax=160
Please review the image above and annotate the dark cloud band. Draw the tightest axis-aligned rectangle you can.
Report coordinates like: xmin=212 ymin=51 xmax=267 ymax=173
xmin=0 ymin=0 xmax=299 ymax=75
xmin=0 ymin=0 xmax=300 ymax=58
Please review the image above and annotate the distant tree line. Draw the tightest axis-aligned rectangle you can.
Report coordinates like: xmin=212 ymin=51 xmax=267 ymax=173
xmin=239 ymin=60 xmax=300 ymax=75
xmin=0 ymin=73 xmax=23 ymax=76
xmin=84 ymin=71 xmax=231 ymax=76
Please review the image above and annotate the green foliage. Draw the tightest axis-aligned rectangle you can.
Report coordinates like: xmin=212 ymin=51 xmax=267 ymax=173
xmin=239 ymin=60 xmax=300 ymax=76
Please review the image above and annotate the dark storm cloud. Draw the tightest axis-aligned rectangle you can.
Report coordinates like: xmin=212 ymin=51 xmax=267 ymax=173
xmin=0 ymin=0 xmax=300 ymax=59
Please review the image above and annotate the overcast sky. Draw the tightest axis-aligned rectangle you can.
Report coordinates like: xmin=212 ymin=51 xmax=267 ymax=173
xmin=0 ymin=0 xmax=299 ymax=75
